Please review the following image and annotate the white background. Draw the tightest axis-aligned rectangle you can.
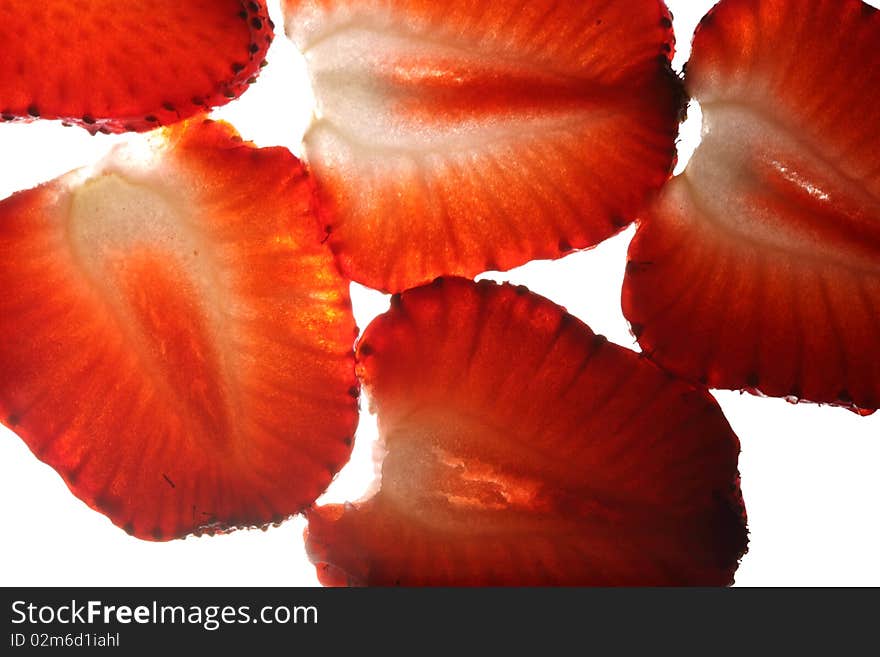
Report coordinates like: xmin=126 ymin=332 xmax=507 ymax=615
xmin=1 ymin=0 xmax=878 ymax=586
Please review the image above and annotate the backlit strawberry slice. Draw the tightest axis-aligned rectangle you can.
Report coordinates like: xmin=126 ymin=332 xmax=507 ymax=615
xmin=0 ymin=118 xmax=358 ymax=540
xmin=0 ymin=1 xmax=273 ymax=133
xmin=283 ymin=0 xmax=682 ymax=293
xmin=623 ymin=0 xmax=880 ymax=413
xmin=306 ymin=278 xmax=747 ymax=586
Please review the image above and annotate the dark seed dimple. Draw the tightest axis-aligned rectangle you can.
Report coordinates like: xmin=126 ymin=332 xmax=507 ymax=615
xmin=359 ymin=344 xmax=374 ymax=356
xmin=251 ymin=17 xmax=263 ymax=30
xmin=656 ymin=53 xmax=673 ymax=67
xmin=626 ymin=260 xmax=654 ymax=274
xmin=698 ymin=11 xmax=717 ymax=29
xmin=27 ymin=105 xmax=40 ymax=117
xmin=93 ymin=496 xmax=114 ymax=514
xmin=348 ymin=386 xmax=360 ymax=398
xmin=746 ymin=373 xmax=760 ymax=388
xmin=249 ymin=42 xmax=260 ymax=54
xmin=82 ymin=114 xmax=95 ymax=125
xmin=145 ymin=115 xmax=158 ymax=123
xmin=232 ymin=62 xmax=245 ymax=74
xmin=6 ymin=414 xmax=20 ymax=426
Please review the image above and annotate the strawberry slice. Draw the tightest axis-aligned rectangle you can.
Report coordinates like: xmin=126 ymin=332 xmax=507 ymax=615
xmin=623 ymin=0 xmax=880 ymax=414
xmin=0 ymin=118 xmax=359 ymax=540
xmin=0 ymin=1 xmax=273 ymax=134
xmin=283 ymin=0 xmax=682 ymax=293
xmin=305 ymin=278 xmax=747 ymax=586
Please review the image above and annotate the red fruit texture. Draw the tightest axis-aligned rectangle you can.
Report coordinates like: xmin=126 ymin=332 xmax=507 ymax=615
xmin=306 ymin=278 xmax=747 ymax=586
xmin=284 ymin=0 xmax=683 ymax=292
xmin=0 ymin=1 xmax=274 ymax=133
xmin=623 ymin=0 xmax=880 ymax=414
xmin=0 ymin=118 xmax=359 ymax=540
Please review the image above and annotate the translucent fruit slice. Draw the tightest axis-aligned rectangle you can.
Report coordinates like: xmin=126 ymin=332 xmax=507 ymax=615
xmin=0 ymin=118 xmax=358 ymax=540
xmin=284 ymin=0 xmax=683 ymax=292
xmin=0 ymin=1 xmax=273 ymax=133
xmin=623 ymin=0 xmax=880 ymax=413
xmin=306 ymin=278 xmax=747 ymax=586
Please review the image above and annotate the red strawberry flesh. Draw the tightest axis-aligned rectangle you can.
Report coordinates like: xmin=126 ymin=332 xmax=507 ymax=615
xmin=0 ymin=1 xmax=274 ymax=133
xmin=623 ymin=0 xmax=880 ymax=413
xmin=306 ymin=278 xmax=747 ymax=586
xmin=284 ymin=0 xmax=683 ymax=292
xmin=0 ymin=118 xmax=359 ymax=540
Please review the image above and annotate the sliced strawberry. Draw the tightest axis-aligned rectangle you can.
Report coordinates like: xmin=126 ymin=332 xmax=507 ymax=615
xmin=305 ymin=278 xmax=747 ymax=586
xmin=283 ymin=0 xmax=682 ymax=293
xmin=623 ymin=0 xmax=880 ymax=413
xmin=0 ymin=118 xmax=359 ymax=540
xmin=0 ymin=1 xmax=273 ymax=134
